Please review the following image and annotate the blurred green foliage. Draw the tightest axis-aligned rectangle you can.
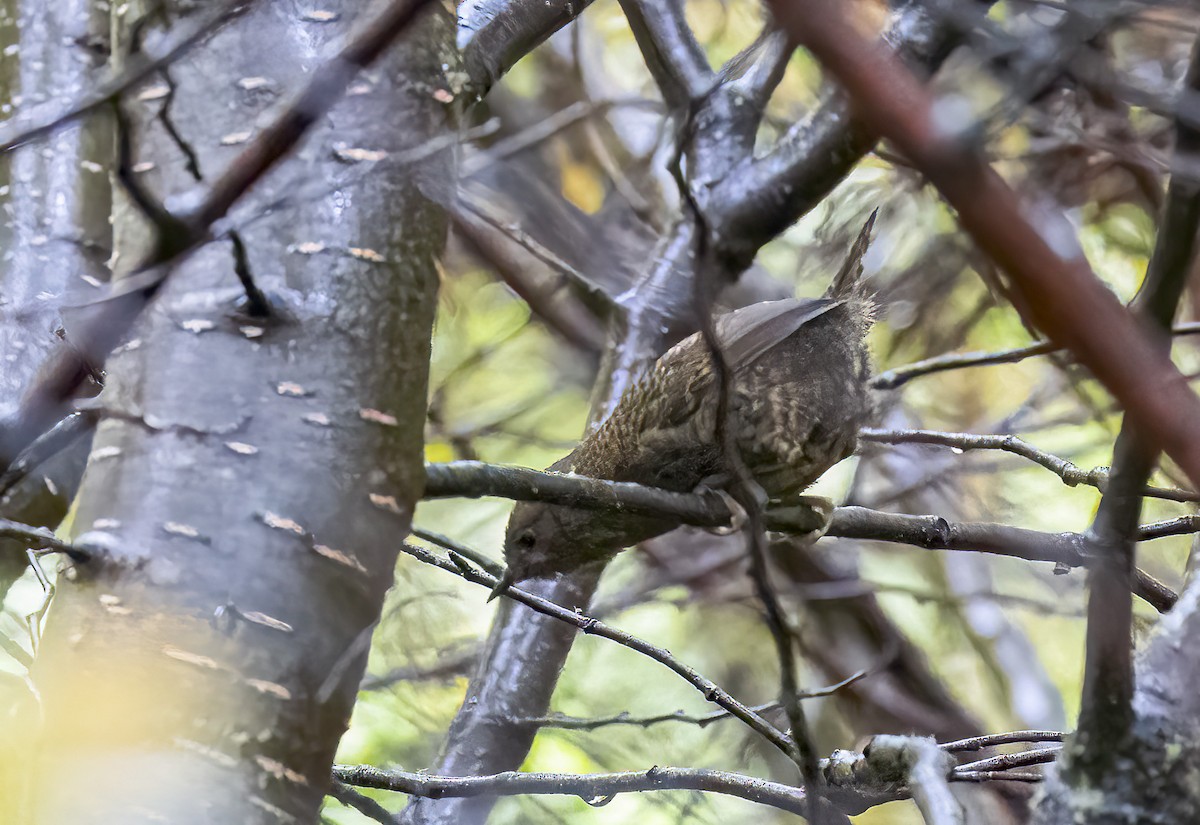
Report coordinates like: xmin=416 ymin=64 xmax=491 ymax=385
xmin=0 ymin=0 xmax=1190 ymax=823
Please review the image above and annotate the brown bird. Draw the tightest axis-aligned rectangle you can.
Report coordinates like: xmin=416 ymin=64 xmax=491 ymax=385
xmin=495 ymin=213 xmax=878 ymax=594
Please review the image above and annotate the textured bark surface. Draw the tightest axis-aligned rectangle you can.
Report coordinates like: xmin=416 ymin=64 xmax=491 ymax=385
xmin=20 ymin=1 xmax=454 ymax=822
xmin=0 ymin=0 xmax=109 ymax=596
xmin=1035 ymin=581 xmax=1200 ymax=823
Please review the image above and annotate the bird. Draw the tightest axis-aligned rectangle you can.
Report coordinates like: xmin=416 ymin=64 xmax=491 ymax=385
xmin=493 ymin=212 xmax=878 ymax=596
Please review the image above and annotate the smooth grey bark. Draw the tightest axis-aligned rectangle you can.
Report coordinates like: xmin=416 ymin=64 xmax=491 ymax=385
xmin=0 ymin=0 xmax=109 ymax=598
xmin=18 ymin=2 xmax=454 ymax=822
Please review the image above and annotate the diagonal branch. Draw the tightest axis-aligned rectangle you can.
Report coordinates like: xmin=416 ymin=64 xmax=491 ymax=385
xmin=616 ymin=0 xmax=713 ymax=111
xmin=398 ymin=541 xmax=795 ymax=756
xmin=459 ymin=0 xmax=597 ymax=97
xmin=705 ymin=1 xmax=995 ymax=270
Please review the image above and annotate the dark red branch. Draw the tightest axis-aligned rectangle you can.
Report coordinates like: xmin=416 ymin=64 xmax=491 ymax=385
xmin=766 ymin=0 xmax=1200 ymax=494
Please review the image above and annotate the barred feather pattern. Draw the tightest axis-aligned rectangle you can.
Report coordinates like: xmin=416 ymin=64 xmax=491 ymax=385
xmin=503 ymin=296 xmax=875 ymax=581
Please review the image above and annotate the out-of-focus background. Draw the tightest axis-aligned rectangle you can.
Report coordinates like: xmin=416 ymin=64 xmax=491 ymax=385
xmin=2 ymin=1 xmax=1197 ymax=822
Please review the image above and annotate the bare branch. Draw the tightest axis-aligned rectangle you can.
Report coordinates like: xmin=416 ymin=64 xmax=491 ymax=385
xmin=0 ymin=518 xmax=88 ymax=561
xmin=338 ymin=733 xmax=1048 ymax=816
xmin=952 ymin=770 xmax=1044 ymax=783
xmin=723 ymin=26 xmax=792 ymax=114
xmin=860 ymin=428 xmax=1199 ymax=503
xmin=397 ymin=541 xmax=796 ymax=758
xmin=616 ymin=0 xmax=713 ymax=110
xmin=359 ymin=646 xmax=479 ymax=692
xmin=526 ymin=665 xmax=872 ymax=731
xmin=337 ymin=763 xmax=813 ymax=817
xmin=0 ymin=412 xmax=96 ymax=501
xmin=422 ymin=460 xmax=1182 ymax=610
xmin=327 ymin=779 xmax=396 ymax=825
xmin=459 ymin=0 xmax=596 ymax=97
xmin=872 ymin=323 xmax=1200 ymax=390
xmin=941 ymin=730 xmax=1065 ymax=753
xmin=956 ymin=747 xmax=1061 ymax=775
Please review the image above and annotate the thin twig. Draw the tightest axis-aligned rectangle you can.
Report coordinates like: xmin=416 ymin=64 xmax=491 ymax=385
xmin=327 ymin=779 xmax=395 ymax=825
xmin=411 ymin=527 xmax=504 ymax=576
xmin=525 ymin=667 xmax=873 ymax=731
xmin=941 ymin=730 xmax=1065 ymax=752
xmin=860 ymin=428 xmax=1199 ymax=503
xmin=951 ymin=770 xmax=1044 ymax=783
xmin=0 ymin=519 xmax=89 ymax=561
xmin=872 ymin=323 xmax=1200 ymax=390
xmin=397 ymin=541 xmax=796 ymax=758
xmin=956 ymin=747 xmax=1061 ymax=774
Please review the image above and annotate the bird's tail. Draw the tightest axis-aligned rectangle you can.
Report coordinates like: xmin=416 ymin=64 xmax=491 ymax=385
xmin=827 ymin=208 xmax=878 ymax=299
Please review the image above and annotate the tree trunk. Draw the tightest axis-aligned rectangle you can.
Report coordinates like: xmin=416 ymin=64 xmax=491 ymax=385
xmin=18 ymin=2 xmax=455 ymax=822
xmin=0 ymin=0 xmax=109 ymax=597
xmin=1035 ymin=576 xmax=1200 ymax=823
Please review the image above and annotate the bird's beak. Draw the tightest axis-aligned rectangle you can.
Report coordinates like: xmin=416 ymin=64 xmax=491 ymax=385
xmin=488 ymin=569 xmax=515 ymax=602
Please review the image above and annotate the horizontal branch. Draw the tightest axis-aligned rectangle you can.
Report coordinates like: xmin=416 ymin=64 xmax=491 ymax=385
xmin=335 ymin=763 xmax=812 ymax=816
xmin=940 ymin=730 xmax=1065 ymax=753
xmin=423 ymin=461 xmax=1182 ymax=610
xmin=334 ymin=729 xmax=1053 ymax=815
xmin=860 ymin=428 xmax=1199 ymax=503
xmin=956 ymin=747 xmax=1060 ymax=775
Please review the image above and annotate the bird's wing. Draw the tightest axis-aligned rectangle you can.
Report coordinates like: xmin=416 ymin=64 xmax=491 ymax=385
xmin=717 ymin=298 xmax=840 ymax=371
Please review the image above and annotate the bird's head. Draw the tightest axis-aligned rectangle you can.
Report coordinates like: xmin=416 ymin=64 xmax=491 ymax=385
xmin=501 ymin=501 xmax=565 ymax=585
xmin=489 ymin=500 xmax=637 ymax=600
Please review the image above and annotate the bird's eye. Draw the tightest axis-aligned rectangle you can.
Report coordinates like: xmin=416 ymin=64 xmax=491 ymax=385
xmin=515 ymin=530 xmax=536 ymax=550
